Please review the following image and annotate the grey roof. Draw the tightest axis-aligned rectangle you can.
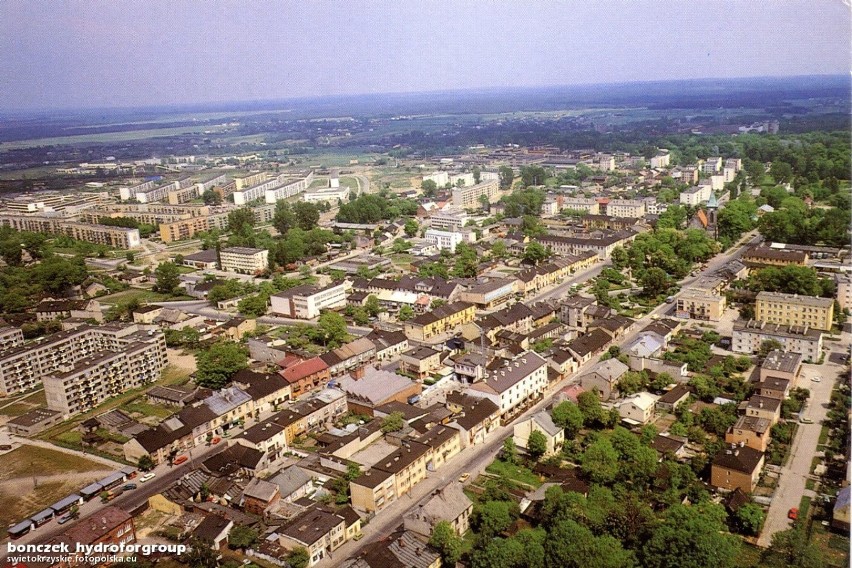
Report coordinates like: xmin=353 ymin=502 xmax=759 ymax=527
xmin=269 ymin=465 xmax=313 ymax=498
xmin=761 ymin=350 xmax=802 ymax=373
xmin=532 ymin=411 xmax=562 ymax=436
xmin=404 ymin=482 xmax=472 ymax=528
xmin=279 ymin=507 xmax=345 ymax=547
xmin=204 ymin=386 xmax=252 ymax=416
xmin=756 ymin=291 xmax=833 ymax=308
xmin=470 ymin=352 xmax=547 ymax=395
xmin=584 ymin=359 xmax=628 ymax=383
xmin=339 ymin=368 xmax=417 ymax=406
xmin=242 ymin=478 xmax=279 ymax=502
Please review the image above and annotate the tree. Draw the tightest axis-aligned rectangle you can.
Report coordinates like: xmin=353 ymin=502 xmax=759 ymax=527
xmin=733 ymin=502 xmax=765 ymax=536
xmin=195 ymin=341 xmax=249 ymax=389
xmin=478 ymin=193 xmax=491 ymax=211
xmin=523 ymin=241 xmax=550 ymax=265
xmin=138 ymin=455 xmax=155 ymax=472
xmin=398 ymin=304 xmax=414 ymax=321
xmin=381 ymin=411 xmax=405 ymax=433
xmin=580 ymin=438 xmax=619 ymax=484
xmin=286 ymin=547 xmax=310 ymax=568
xmin=154 ymin=261 xmax=180 ymax=295
xmin=545 ymin=519 xmax=636 ymax=568
xmin=69 ymin=504 xmax=80 ymax=520
xmin=641 ymin=267 xmax=670 ymax=297
xmin=491 ymin=240 xmax=508 ymax=259
xmin=717 ymin=198 xmax=757 ymax=244
xmin=238 ymin=294 xmax=268 ymax=317
xmin=429 ymin=520 xmax=463 ymax=566
xmin=499 ymin=165 xmax=514 ymax=190
xmin=364 ymin=295 xmax=381 ymax=317
xmin=202 ymin=189 xmax=222 ymax=205
xmin=228 ymin=207 xmax=255 ymax=238
xmin=293 ymin=201 xmax=320 ymax=231
xmin=472 ymin=166 xmax=482 ymax=184
xmin=764 ymin=527 xmax=825 ymax=568
xmin=404 ymin=218 xmax=419 ymax=237
xmin=474 ymin=500 xmax=515 ymax=539
xmin=642 ymin=503 xmax=739 ymax=568
xmin=520 ymin=165 xmax=548 ymax=187
xmin=770 ymin=161 xmax=794 ymax=185
xmin=273 ymin=201 xmax=296 ymax=234
xmin=228 ymin=524 xmax=258 ymax=549
xmin=759 ymin=339 xmax=783 ymax=356
xmin=421 ymin=179 xmax=438 ymax=197
xmin=316 ymin=311 xmax=349 ymax=347
xmin=611 ymin=246 xmax=628 ymax=270
xmin=181 ymin=538 xmax=219 ymax=568
xmin=502 ymin=437 xmax=518 ymax=465
xmin=527 ymin=430 xmax=548 ymax=461
xmin=577 ymin=391 xmax=604 ymax=427
xmin=551 ymin=401 xmax=583 ymax=439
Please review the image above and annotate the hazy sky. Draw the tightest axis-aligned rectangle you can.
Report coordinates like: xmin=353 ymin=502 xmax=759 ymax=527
xmin=1 ymin=0 xmax=849 ymax=110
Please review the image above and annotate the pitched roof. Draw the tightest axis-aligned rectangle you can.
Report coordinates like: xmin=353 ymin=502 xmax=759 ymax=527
xmin=242 ymin=478 xmax=279 ymax=502
xmin=566 ymin=328 xmax=611 ymax=357
xmin=338 ymin=368 xmax=418 ymax=406
xmin=713 ymin=446 xmax=764 ymax=474
xmin=469 ymin=352 xmax=547 ymax=396
xmin=279 ymin=507 xmax=345 ymax=547
xmin=279 ymin=356 xmax=328 ymax=384
xmin=658 ymin=384 xmax=690 ymax=405
xmin=404 ymin=482 xmax=472 ymax=528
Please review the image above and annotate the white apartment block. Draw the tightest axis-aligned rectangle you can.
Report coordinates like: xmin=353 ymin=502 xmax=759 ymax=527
xmin=119 ymin=180 xmax=157 ymax=201
xmin=710 ymin=174 xmax=725 ymax=190
xmin=449 ymin=173 xmax=475 ymax=187
xmin=0 ymin=327 xmax=24 ymax=352
xmin=219 ymin=247 xmax=269 ymax=274
xmin=732 ymin=320 xmax=823 ymax=362
xmin=725 ymin=158 xmax=743 ymax=172
xmin=263 ymin=172 xmax=315 ymax=204
xmin=303 ymin=185 xmax=350 ymax=204
xmin=723 ymin=167 xmax=738 ymax=183
xmin=424 ymin=229 xmax=463 ymax=253
xmin=605 ymin=199 xmax=645 ymax=218
xmin=270 ymin=281 xmax=352 ymax=319
xmin=837 ymin=275 xmax=852 ymax=311
xmin=680 ymin=184 xmax=713 ymax=206
xmin=429 ymin=209 xmax=469 ymax=231
xmin=0 ymin=215 xmax=140 ymax=249
xmin=560 ymin=197 xmax=600 ymax=214
xmin=423 ymin=172 xmax=449 ymax=187
xmin=596 ymin=154 xmax=615 ymax=171
xmin=451 ymin=179 xmax=499 ymax=208
xmin=44 ymin=338 xmax=167 ymax=417
xmin=650 ymin=152 xmax=671 ymax=169
xmin=467 ymin=352 xmax=548 ymax=416
xmin=0 ymin=324 xmax=167 ymax=398
xmin=703 ymin=157 xmax=723 ymax=174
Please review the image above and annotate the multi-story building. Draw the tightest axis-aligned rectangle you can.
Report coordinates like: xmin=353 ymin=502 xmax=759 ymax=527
xmin=755 ymin=291 xmax=834 ymax=331
xmin=232 ymin=172 xmax=314 ymax=205
xmin=732 ymin=320 xmax=824 ymax=361
xmin=270 ymin=281 xmax=351 ymax=319
xmin=429 ymin=209 xmax=469 ymax=232
xmin=422 ymin=171 xmax=449 ymax=187
xmin=424 ymin=229 xmax=463 ymax=253
xmin=650 ymin=152 xmax=670 ymax=169
xmin=0 ymin=327 xmax=24 ymax=352
xmin=711 ymin=446 xmax=765 ymax=492
xmin=63 ymin=506 xmax=136 ymax=561
xmin=303 ymin=185 xmax=350 ymax=204
xmin=467 ymin=352 xmax=548 ymax=417
xmin=451 ymin=179 xmax=499 ymax=209
xmin=0 ymin=215 xmax=140 ymax=249
xmin=725 ymin=416 xmax=771 ymax=452
xmin=703 ymin=157 xmax=723 ymax=174
xmin=837 ymin=275 xmax=852 ymax=311
xmin=219 ymin=247 xmax=269 ymax=274
xmin=742 ymin=246 xmax=808 ymax=268
xmin=0 ymin=323 xmax=166 ymax=398
xmin=44 ymin=336 xmax=167 ymax=416
xmin=403 ymin=482 xmax=473 ymax=537
xmin=404 ymin=302 xmax=476 ymax=341
xmin=559 ymin=197 xmax=600 ymax=214
xmin=679 ymin=184 xmax=712 ymax=206
xmin=538 ymin=230 xmax=636 ymax=259
xmin=278 ymin=506 xmax=347 ymax=567
xmin=605 ymin=199 xmax=645 ymax=218
xmin=675 ymin=288 xmax=726 ymax=321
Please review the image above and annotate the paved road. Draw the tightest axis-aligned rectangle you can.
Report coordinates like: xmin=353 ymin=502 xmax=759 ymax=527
xmin=0 ymin=443 xmax=227 ymax=556
xmin=324 ymin=231 xmax=763 ymax=565
xmin=757 ymin=347 xmax=849 ymax=547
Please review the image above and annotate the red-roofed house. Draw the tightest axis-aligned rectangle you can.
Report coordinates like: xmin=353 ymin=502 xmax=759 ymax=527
xmin=279 ymin=357 xmax=330 ymax=398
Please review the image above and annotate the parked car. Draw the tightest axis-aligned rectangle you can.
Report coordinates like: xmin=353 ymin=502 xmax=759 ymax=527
xmin=788 ymin=507 xmax=799 ymax=520
xmin=173 ymin=455 xmax=188 ymax=465
xmin=57 ymin=514 xmax=72 ymax=525
xmin=458 ymin=472 xmax=471 ymax=483
xmin=139 ymin=473 xmax=156 ymax=483
xmin=123 ymin=483 xmax=137 ymax=491
xmin=211 ymin=437 xmax=222 ymax=445
xmin=811 ymin=376 xmax=822 ymax=383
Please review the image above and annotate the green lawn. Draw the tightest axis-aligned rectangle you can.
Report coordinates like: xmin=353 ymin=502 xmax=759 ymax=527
xmin=485 ymin=458 xmax=542 ymax=488
xmin=799 ymin=495 xmax=812 ymax=518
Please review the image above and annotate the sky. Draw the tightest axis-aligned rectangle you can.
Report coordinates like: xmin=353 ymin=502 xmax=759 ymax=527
xmin=0 ymin=0 xmax=849 ymax=110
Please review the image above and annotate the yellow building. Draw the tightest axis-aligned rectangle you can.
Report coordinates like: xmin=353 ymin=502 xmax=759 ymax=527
xmin=755 ymin=291 xmax=834 ymax=331
xmin=404 ymin=301 xmax=476 ymax=341
xmin=676 ymin=288 xmax=726 ymax=321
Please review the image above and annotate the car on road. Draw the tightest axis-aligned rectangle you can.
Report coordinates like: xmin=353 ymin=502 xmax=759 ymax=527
xmin=353 ymin=533 xmax=364 ymax=541
xmin=800 ymin=417 xmax=813 ymax=424
xmin=665 ymin=296 xmax=675 ymax=303
xmin=211 ymin=436 xmax=221 ymax=444
xmin=811 ymin=376 xmax=822 ymax=383
xmin=173 ymin=455 xmax=188 ymax=465
xmin=57 ymin=514 xmax=72 ymax=525
xmin=788 ymin=507 xmax=799 ymax=520
xmin=458 ymin=472 xmax=471 ymax=483
xmin=139 ymin=473 xmax=156 ymax=483
xmin=123 ymin=483 xmax=137 ymax=491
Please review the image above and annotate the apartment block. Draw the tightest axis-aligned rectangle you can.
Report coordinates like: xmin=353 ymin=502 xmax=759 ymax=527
xmin=732 ymin=320 xmax=823 ymax=362
xmin=467 ymin=352 xmax=548 ymax=417
xmin=424 ymin=229 xmax=463 ymax=253
xmin=270 ymin=281 xmax=352 ymax=319
xmin=837 ymin=275 xmax=852 ymax=311
xmin=0 ymin=215 xmax=140 ymax=249
xmin=451 ymin=179 xmax=499 ymax=208
xmin=0 ymin=323 xmax=166 ymax=397
xmin=232 ymin=172 xmax=314 ymax=205
xmin=429 ymin=209 xmax=469 ymax=231
xmin=538 ymin=230 xmax=636 ymax=259
xmin=0 ymin=327 xmax=24 ymax=352
xmin=303 ymin=185 xmax=350 ymax=203
xmin=605 ymin=199 xmax=645 ymax=218
xmin=44 ymin=337 xmax=167 ymax=416
xmin=404 ymin=302 xmax=476 ymax=341
xmin=559 ymin=197 xmax=600 ymax=214
xmin=679 ymin=184 xmax=712 ymax=206
xmin=675 ymin=288 xmax=726 ymax=321
xmin=755 ymin=291 xmax=834 ymax=331
xmin=219 ymin=247 xmax=269 ymax=274
xmin=703 ymin=157 xmax=723 ymax=174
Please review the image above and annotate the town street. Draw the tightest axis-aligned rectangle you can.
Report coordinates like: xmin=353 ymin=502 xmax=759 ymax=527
xmin=324 ymin=231 xmax=763 ymax=564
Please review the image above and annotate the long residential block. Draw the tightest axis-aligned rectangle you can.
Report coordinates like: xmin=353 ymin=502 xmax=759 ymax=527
xmin=755 ymin=291 xmax=834 ymax=331
xmin=0 ymin=215 xmax=140 ymax=249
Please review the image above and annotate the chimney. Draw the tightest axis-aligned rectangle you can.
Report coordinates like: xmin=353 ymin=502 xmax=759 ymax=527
xmin=398 ymin=537 xmax=405 ymax=548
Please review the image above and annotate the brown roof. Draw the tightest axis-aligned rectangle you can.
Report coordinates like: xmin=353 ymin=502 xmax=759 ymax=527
xmin=658 ymin=384 xmax=691 ymax=405
xmin=63 ymin=507 xmax=131 ymax=545
xmin=374 ymin=441 xmax=431 ymax=475
xmin=713 ymin=446 xmax=764 ymax=474
xmin=567 ymin=328 xmax=612 ymax=357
